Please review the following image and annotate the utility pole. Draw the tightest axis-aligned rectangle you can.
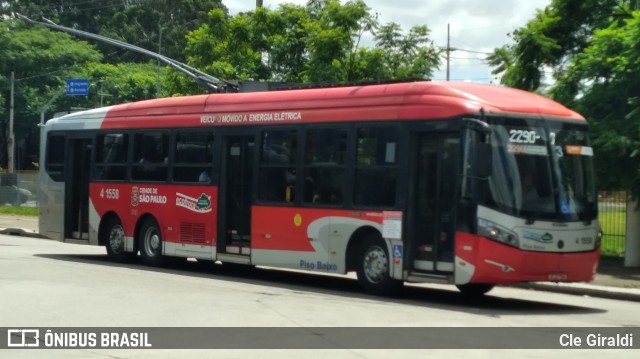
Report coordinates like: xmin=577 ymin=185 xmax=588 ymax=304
xmin=8 ymin=71 xmax=15 ymax=173
xmin=40 ymin=88 xmax=65 ymax=126
xmin=157 ymin=24 xmax=163 ymax=97
xmin=97 ymin=80 xmax=112 ymax=107
xmin=446 ymin=24 xmax=451 ymax=81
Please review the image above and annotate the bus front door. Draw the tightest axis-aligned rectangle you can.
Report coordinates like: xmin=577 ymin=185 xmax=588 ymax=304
xmin=410 ymin=133 xmax=460 ymax=273
xmin=218 ymin=135 xmax=255 ymax=257
xmin=65 ymin=138 xmax=92 ymax=241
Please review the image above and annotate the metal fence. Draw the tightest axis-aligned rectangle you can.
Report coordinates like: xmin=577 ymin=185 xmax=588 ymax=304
xmin=0 ymin=171 xmax=38 ymax=207
xmin=598 ymin=191 xmax=627 ymax=256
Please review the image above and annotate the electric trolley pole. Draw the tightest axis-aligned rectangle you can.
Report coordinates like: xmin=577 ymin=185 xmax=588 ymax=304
xmin=15 ymin=14 xmax=236 ymax=94
xmin=446 ymin=24 xmax=451 ymax=81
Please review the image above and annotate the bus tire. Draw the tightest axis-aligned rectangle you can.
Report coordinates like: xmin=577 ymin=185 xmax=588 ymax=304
xmin=139 ymin=217 xmax=165 ymax=266
xmin=355 ymin=234 xmax=402 ymax=296
xmin=456 ymin=283 xmax=494 ymax=297
xmin=104 ymin=217 xmax=136 ymax=262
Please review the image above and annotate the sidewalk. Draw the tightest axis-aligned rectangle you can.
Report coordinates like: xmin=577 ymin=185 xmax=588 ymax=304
xmin=519 ymin=256 xmax=640 ymax=302
xmin=1 ymin=214 xmax=639 ymax=301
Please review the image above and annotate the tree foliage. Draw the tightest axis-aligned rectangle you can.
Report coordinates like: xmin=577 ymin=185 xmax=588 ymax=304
xmin=0 ymin=19 xmax=166 ymax=169
xmin=1 ymin=0 xmax=226 ymax=62
xmin=488 ymin=0 xmax=640 ymax=197
xmin=0 ymin=20 xmax=103 ymax=169
xmin=184 ymin=0 xmax=441 ymax=84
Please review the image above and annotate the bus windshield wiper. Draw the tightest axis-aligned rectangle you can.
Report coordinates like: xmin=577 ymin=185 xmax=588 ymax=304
xmin=525 ymin=211 xmax=540 ymax=225
xmin=579 ymin=203 xmax=596 ymax=225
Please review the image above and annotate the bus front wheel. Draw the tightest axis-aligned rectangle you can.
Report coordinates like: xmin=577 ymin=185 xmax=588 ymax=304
xmin=104 ymin=217 xmax=136 ymax=262
xmin=355 ymin=234 xmax=402 ymax=296
xmin=139 ymin=218 xmax=165 ymax=266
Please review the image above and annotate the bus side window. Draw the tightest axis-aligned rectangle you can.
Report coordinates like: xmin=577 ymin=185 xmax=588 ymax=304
xmin=172 ymin=131 xmax=215 ymax=183
xmin=258 ymin=129 xmax=298 ymax=203
xmin=94 ymin=133 xmax=128 ymax=181
xmin=303 ymin=127 xmax=347 ymax=205
xmin=46 ymin=134 xmax=66 ymax=182
xmin=354 ymin=126 xmax=399 ymax=207
xmin=131 ymin=131 xmax=169 ymax=182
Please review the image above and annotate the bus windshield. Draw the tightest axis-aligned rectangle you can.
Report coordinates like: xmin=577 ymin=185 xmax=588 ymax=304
xmin=482 ymin=117 xmax=597 ymax=222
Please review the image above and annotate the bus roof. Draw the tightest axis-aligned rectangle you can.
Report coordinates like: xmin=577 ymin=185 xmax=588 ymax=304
xmin=52 ymin=81 xmax=585 ymax=130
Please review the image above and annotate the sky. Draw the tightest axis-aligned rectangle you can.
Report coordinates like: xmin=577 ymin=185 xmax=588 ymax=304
xmin=223 ymin=0 xmax=552 ymax=83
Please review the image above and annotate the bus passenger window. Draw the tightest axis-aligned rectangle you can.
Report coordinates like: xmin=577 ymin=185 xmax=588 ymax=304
xmin=258 ymin=129 xmax=298 ymax=203
xmin=131 ymin=132 xmax=169 ymax=182
xmin=46 ymin=134 xmax=66 ymax=182
xmin=354 ymin=126 xmax=399 ymax=207
xmin=303 ymin=127 xmax=347 ymax=205
xmin=94 ymin=133 xmax=128 ymax=181
xmin=172 ymin=131 xmax=215 ymax=183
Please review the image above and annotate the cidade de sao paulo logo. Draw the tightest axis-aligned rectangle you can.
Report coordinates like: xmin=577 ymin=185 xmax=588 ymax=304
xmin=131 ymin=186 xmax=167 ymax=207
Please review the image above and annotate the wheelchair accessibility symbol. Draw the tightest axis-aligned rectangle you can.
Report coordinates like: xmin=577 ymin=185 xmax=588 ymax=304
xmin=393 ymin=244 xmax=402 ymax=259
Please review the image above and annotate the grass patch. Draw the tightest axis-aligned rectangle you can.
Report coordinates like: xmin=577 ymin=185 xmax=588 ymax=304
xmin=0 ymin=206 xmax=38 ymax=216
xmin=599 ymin=211 xmax=626 ymax=235
xmin=599 ymin=210 xmax=626 ymax=257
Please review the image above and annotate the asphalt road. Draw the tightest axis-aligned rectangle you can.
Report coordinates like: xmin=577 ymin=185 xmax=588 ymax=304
xmin=1 ymin=234 xmax=638 ymax=358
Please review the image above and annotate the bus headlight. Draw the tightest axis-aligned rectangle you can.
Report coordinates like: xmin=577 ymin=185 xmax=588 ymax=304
xmin=478 ymin=219 xmax=520 ymax=248
xmin=595 ymin=230 xmax=603 ymax=249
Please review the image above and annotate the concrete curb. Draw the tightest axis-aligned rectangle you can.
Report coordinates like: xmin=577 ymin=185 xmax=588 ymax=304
xmin=0 ymin=227 xmax=46 ymax=239
xmin=512 ymin=282 xmax=640 ymax=303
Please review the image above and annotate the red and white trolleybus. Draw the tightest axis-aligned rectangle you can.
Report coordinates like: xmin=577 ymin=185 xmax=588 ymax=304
xmin=38 ymin=81 xmax=600 ymax=296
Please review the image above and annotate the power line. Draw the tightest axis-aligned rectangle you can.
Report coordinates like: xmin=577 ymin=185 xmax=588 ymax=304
xmin=454 ymin=48 xmax=492 ymax=55
xmin=13 ymin=0 xmax=142 ymax=18
xmin=449 ymin=56 xmax=487 ymax=61
xmin=437 ymin=46 xmax=492 ymax=56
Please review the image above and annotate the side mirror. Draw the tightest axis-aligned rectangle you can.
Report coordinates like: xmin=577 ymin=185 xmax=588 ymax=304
xmin=462 ymin=118 xmax=490 ymax=134
xmin=476 ymin=142 xmax=492 ymax=178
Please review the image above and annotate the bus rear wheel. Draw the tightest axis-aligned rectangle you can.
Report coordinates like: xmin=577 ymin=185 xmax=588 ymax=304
xmin=104 ymin=217 xmax=136 ymax=262
xmin=456 ymin=283 xmax=494 ymax=297
xmin=139 ymin=218 xmax=165 ymax=266
xmin=355 ymin=234 xmax=402 ymax=296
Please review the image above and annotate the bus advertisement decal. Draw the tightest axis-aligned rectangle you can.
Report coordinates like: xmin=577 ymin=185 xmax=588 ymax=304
xmin=176 ymin=193 xmax=212 ymax=213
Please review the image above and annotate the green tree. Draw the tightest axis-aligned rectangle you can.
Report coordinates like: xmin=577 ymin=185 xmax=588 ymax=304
xmin=488 ymin=0 xmax=640 ymax=197
xmin=561 ymin=11 xmax=640 ymax=195
xmin=371 ymin=23 xmax=441 ymax=80
xmin=0 ymin=20 xmax=102 ymax=169
xmin=103 ymin=0 xmax=227 ymax=63
xmin=183 ymin=0 xmax=440 ymax=85
xmin=2 ymin=0 xmax=226 ymax=63
xmin=58 ymin=62 xmax=166 ymax=109
xmin=487 ymin=0 xmax=626 ymax=91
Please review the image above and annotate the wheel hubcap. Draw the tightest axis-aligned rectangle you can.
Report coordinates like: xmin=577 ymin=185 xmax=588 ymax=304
xmin=144 ymin=228 xmax=161 ymax=256
xmin=109 ymin=225 xmax=125 ymax=254
xmin=363 ymin=246 xmax=388 ymax=283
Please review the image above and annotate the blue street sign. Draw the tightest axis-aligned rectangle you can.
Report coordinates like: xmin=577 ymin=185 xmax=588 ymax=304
xmin=66 ymin=79 xmax=89 ymax=96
